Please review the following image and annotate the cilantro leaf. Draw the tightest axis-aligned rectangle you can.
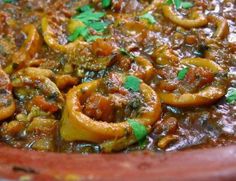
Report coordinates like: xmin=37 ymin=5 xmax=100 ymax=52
xmin=177 ymin=67 xmax=189 ymax=80
xmin=69 ymin=7 xmax=109 ymax=42
xmin=3 ymin=0 xmax=15 ymax=3
xmin=181 ymin=2 xmax=194 ymax=9
xmin=139 ymin=13 xmax=156 ymax=24
xmin=119 ymin=48 xmax=136 ymax=59
xmin=165 ymin=0 xmax=194 ymax=9
xmin=77 ymin=5 xmax=94 ymax=13
xmin=86 ymin=35 xmax=105 ymax=42
xmin=167 ymin=0 xmax=182 ymax=9
xmin=73 ymin=11 xmax=106 ymax=23
xmin=124 ymin=75 xmax=142 ymax=92
xmin=128 ymin=119 xmax=148 ymax=143
xmin=139 ymin=139 xmax=148 ymax=149
xmin=166 ymin=0 xmax=173 ymax=5
xmin=68 ymin=26 xmax=88 ymax=42
xmin=88 ymin=21 xmax=109 ymax=32
xmin=102 ymin=0 xmax=111 ymax=8
xmin=226 ymin=87 xmax=236 ymax=104
xmin=175 ymin=0 xmax=182 ymax=9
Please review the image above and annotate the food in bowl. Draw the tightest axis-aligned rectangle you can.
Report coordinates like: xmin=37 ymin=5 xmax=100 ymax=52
xmin=0 ymin=0 xmax=235 ymax=153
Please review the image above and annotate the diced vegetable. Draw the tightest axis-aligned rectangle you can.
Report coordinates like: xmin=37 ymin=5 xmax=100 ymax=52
xmin=32 ymin=96 xmax=59 ymax=113
xmin=27 ymin=118 xmax=57 ymax=134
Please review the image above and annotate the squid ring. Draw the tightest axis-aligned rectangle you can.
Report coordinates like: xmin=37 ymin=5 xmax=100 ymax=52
xmin=158 ymin=58 xmax=226 ymax=107
xmin=0 ymin=68 xmax=15 ymax=121
xmin=11 ymin=24 xmax=42 ymax=69
xmin=142 ymin=0 xmax=163 ymax=13
xmin=12 ymin=68 xmax=64 ymax=108
xmin=60 ymin=78 xmax=161 ymax=144
xmin=42 ymin=16 xmax=88 ymax=53
xmin=207 ymin=15 xmax=229 ymax=39
xmin=162 ymin=5 xmax=208 ymax=28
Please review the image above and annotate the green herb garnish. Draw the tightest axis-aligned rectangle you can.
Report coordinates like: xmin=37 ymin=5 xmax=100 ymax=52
xmin=166 ymin=0 xmax=194 ymax=9
xmin=88 ymin=21 xmax=109 ymax=32
xmin=77 ymin=5 xmax=94 ymax=13
xmin=139 ymin=13 xmax=156 ymax=24
xmin=102 ymin=0 xmax=112 ymax=8
xmin=69 ymin=5 xmax=110 ymax=42
xmin=226 ymin=87 xmax=236 ymax=104
xmin=73 ymin=11 xmax=106 ymax=23
xmin=68 ymin=26 xmax=88 ymax=42
xmin=86 ymin=35 xmax=106 ymax=42
xmin=124 ymin=75 xmax=142 ymax=92
xmin=181 ymin=2 xmax=194 ymax=9
xmin=128 ymin=119 xmax=148 ymax=143
xmin=3 ymin=0 xmax=15 ymax=3
xmin=166 ymin=0 xmax=182 ymax=9
xmin=177 ymin=67 xmax=189 ymax=80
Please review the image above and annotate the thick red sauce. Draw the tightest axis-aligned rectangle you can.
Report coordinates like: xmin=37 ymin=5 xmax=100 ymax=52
xmin=0 ymin=0 xmax=235 ymax=153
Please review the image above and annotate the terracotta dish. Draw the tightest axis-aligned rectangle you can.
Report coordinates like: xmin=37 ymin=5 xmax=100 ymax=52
xmin=0 ymin=143 xmax=235 ymax=180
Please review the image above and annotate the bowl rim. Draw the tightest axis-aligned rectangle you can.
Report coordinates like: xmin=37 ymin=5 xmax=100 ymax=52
xmin=0 ymin=143 xmax=236 ymax=181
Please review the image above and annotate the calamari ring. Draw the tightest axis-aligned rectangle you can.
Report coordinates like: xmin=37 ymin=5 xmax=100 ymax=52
xmin=162 ymin=5 xmax=208 ymax=28
xmin=208 ymin=15 xmax=229 ymax=39
xmin=142 ymin=0 xmax=162 ymax=13
xmin=12 ymin=68 xmax=64 ymax=108
xmin=0 ymin=68 xmax=15 ymax=121
xmin=42 ymin=16 xmax=111 ymax=71
xmin=158 ymin=58 xmax=226 ymax=107
xmin=11 ymin=24 xmax=42 ymax=69
xmin=42 ymin=16 xmax=88 ymax=53
xmin=60 ymin=77 xmax=161 ymax=144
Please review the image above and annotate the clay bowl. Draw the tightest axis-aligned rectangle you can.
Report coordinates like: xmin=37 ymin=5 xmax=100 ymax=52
xmin=0 ymin=143 xmax=236 ymax=181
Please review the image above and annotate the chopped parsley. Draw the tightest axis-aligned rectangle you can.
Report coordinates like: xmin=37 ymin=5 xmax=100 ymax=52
xmin=73 ymin=11 xmax=106 ymax=23
xmin=3 ymin=0 xmax=15 ymax=3
xmin=69 ymin=5 xmax=109 ymax=42
xmin=128 ymin=119 xmax=148 ymax=143
xmin=177 ymin=67 xmax=189 ymax=80
xmin=181 ymin=2 xmax=194 ymax=9
xmin=77 ymin=5 xmax=94 ymax=13
xmin=166 ymin=0 xmax=194 ymax=9
xmin=68 ymin=26 xmax=88 ymax=42
xmin=89 ymin=21 xmax=109 ymax=32
xmin=226 ymin=88 xmax=236 ymax=104
xmin=86 ymin=35 xmax=107 ymax=42
xmin=102 ymin=0 xmax=112 ymax=8
xmin=139 ymin=13 xmax=156 ymax=24
xmin=124 ymin=75 xmax=142 ymax=92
